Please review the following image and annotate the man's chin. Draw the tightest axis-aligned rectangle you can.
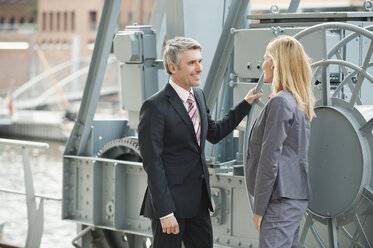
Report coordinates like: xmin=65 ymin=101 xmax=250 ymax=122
xmin=192 ymin=80 xmax=201 ymax=86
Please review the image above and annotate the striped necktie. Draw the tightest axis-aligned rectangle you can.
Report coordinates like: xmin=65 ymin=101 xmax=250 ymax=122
xmin=187 ymin=92 xmax=201 ymax=146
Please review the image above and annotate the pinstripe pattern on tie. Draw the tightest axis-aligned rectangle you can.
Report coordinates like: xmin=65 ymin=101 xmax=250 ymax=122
xmin=187 ymin=92 xmax=201 ymax=145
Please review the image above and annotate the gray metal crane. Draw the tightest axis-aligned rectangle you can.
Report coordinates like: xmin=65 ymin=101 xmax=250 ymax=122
xmin=63 ymin=0 xmax=373 ymax=247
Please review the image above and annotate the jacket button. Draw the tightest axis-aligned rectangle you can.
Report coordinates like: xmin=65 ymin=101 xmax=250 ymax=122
xmin=200 ymin=174 xmax=205 ymax=179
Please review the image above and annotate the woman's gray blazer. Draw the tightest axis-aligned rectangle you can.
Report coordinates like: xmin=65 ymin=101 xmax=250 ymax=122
xmin=245 ymin=90 xmax=312 ymax=216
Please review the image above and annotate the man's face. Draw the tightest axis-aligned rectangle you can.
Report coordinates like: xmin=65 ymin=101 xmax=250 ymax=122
xmin=169 ymin=49 xmax=203 ymax=91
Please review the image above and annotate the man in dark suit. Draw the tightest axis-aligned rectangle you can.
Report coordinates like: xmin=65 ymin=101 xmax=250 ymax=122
xmin=138 ymin=36 xmax=262 ymax=248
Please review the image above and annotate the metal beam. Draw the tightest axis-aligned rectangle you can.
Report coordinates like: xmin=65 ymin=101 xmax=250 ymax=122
xmin=352 ymin=214 xmax=371 ymax=248
xmin=64 ymin=0 xmax=122 ymax=155
xmin=328 ymin=218 xmax=338 ymax=248
xmin=203 ymin=0 xmax=250 ymax=111
xmin=288 ymin=0 xmax=300 ymax=13
xmin=150 ymin=0 xmax=166 ymax=55
xmin=165 ymin=0 xmax=184 ymax=38
xmin=360 ymin=117 xmax=373 ymax=136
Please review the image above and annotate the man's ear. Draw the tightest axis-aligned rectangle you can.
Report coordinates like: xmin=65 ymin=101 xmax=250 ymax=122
xmin=169 ymin=63 xmax=177 ymax=74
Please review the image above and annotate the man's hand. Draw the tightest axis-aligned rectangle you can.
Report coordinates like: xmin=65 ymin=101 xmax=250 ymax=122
xmin=245 ymin=88 xmax=263 ymax=104
xmin=160 ymin=215 xmax=180 ymax=234
xmin=253 ymin=213 xmax=263 ymax=232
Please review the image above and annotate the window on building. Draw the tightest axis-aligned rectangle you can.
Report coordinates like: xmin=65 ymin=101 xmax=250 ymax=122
xmin=89 ymin=11 xmax=97 ymax=32
xmin=19 ymin=17 xmax=25 ymax=24
xmin=0 ymin=17 xmax=6 ymax=30
xmin=29 ymin=17 xmax=34 ymax=23
xmin=42 ymin=12 xmax=46 ymax=31
xmin=49 ymin=12 xmax=53 ymax=31
xmin=9 ymin=16 xmax=15 ymax=30
xmin=57 ymin=12 xmax=60 ymax=31
xmin=63 ymin=12 xmax=67 ymax=31
xmin=71 ymin=11 xmax=75 ymax=31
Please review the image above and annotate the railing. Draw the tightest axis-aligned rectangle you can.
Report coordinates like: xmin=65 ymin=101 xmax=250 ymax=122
xmin=0 ymin=138 xmax=61 ymax=248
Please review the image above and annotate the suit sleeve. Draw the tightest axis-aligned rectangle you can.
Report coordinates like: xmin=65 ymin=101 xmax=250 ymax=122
xmin=253 ymin=96 xmax=293 ymax=216
xmin=138 ymin=100 xmax=175 ymax=218
xmin=203 ymin=91 xmax=252 ymax=144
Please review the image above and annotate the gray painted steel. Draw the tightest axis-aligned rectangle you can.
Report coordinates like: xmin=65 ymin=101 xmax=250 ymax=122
xmin=288 ymin=0 xmax=300 ymax=13
xmin=113 ymin=25 xmax=158 ymax=128
xmin=203 ymin=0 xmax=250 ymax=111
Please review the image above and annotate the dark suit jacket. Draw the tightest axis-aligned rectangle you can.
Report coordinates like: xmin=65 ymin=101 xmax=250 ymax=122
xmin=138 ymin=82 xmax=251 ymax=219
xmin=245 ymin=90 xmax=312 ymax=216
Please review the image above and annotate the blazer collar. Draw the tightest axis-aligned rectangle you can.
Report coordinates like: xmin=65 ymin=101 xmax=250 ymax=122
xmin=164 ymin=83 xmax=204 ymax=149
xmin=164 ymin=83 xmax=196 ymax=136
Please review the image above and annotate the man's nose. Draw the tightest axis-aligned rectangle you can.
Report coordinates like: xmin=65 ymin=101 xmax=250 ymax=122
xmin=196 ymin=62 xmax=202 ymax=72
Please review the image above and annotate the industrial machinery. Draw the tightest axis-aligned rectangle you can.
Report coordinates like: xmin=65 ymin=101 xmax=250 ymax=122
xmin=62 ymin=0 xmax=373 ymax=247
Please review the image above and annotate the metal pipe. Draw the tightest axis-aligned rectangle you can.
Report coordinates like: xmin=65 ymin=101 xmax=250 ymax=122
xmin=64 ymin=154 xmax=143 ymax=167
xmin=71 ymin=226 xmax=95 ymax=248
xmin=0 ymin=138 xmax=49 ymax=150
xmin=0 ymin=188 xmax=61 ymax=201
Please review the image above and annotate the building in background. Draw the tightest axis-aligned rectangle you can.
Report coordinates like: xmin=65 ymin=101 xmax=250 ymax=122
xmin=0 ymin=0 xmax=37 ymax=94
xmin=0 ymin=0 xmax=154 ymax=96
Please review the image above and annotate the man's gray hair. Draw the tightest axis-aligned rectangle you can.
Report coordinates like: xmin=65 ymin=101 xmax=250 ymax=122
xmin=163 ymin=37 xmax=202 ymax=75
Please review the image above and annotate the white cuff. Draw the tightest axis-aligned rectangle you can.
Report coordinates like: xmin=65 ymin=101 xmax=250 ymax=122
xmin=160 ymin=212 xmax=174 ymax=219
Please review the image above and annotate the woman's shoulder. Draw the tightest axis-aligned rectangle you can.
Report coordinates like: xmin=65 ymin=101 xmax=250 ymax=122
xmin=269 ymin=90 xmax=294 ymax=105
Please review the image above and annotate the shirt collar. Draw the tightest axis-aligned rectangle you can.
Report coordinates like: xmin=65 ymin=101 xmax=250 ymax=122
xmin=169 ymin=78 xmax=194 ymax=103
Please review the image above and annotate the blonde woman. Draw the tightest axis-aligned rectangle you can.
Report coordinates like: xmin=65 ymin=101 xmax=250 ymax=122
xmin=245 ymin=35 xmax=315 ymax=248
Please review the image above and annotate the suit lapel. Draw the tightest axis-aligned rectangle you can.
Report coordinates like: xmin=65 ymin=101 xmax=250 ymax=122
xmin=164 ymin=83 xmax=196 ymax=136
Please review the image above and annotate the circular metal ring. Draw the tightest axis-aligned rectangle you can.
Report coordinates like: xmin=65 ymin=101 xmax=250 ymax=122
xmin=269 ymin=5 xmax=280 ymax=14
xmin=363 ymin=0 xmax=373 ymax=12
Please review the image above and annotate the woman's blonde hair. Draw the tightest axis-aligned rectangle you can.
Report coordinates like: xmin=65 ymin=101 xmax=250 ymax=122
xmin=266 ymin=35 xmax=315 ymax=121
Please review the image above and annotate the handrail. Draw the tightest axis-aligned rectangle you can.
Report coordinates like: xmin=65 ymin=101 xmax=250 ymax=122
xmin=0 ymin=138 xmax=49 ymax=150
xmin=0 ymin=138 xmax=50 ymax=247
xmin=0 ymin=188 xmax=61 ymax=202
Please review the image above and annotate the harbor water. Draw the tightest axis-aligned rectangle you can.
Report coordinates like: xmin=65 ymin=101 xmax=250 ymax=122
xmin=0 ymin=139 xmax=76 ymax=247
